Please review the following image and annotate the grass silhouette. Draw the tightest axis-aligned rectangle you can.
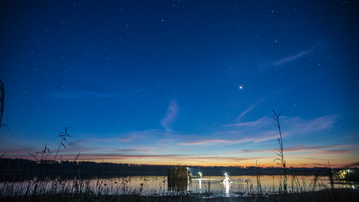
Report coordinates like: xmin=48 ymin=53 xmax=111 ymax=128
xmin=0 ymin=106 xmax=358 ymax=201
xmin=272 ymin=110 xmax=287 ymax=195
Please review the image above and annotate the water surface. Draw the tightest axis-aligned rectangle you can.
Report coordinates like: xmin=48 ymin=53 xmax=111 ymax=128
xmin=120 ymin=175 xmax=342 ymax=196
xmin=2 ymin=175 xmax=345 ymax=197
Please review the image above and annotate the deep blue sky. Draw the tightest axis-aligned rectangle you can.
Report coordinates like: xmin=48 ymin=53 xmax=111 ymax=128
xmin=1 ymin=0 xmax=358 ymax=167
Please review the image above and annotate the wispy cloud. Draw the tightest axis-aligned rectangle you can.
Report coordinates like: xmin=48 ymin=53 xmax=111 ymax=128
xmin=125 ymin=129 xmax=171 ymax=137
xmin=240 ymin=144 xmax=359 ymax=154
xmin=115 ymin=148 xmax=150 ymax=153
xmin=161 ymin=100 xmax=179 ymax=131
xmin=179 ymin=139 xmax=240 ymax=145
xmin=117 ymin=136 xmax=135 ymax=142
xmin=101 ymin=134 xmax=145 ymax=143
xmin=236 ymin=105 xmax=255 ymax=122
xmin=236 ymin=107 xmax=253 ymax=122
xmin=270 ymin=48 xmax=314 ymax=66
xmin=178 ymin=135 xmax=277 ymax=146
xmin=223 ymin=115 xmax=337 ymax=137
xmin=88 ymin=129 xmax=184 ymax=148
xmin=225 ymin=116 xmax=272 ymax=127
xmin=262 ymin=40 xmax=326 ymax=68
xmin=235 ymin=100 xmax=265 ymax=122
xmin=283 ymin=115 xmax=337 ymax=135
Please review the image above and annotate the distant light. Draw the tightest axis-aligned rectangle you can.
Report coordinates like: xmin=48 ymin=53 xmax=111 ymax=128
xmin=348 ymin=169 xmax=350 ymax=173
xmin=239 ymin=86 xmax=243 ymax=89
xmin=353 ymin=185 xmax=355 ymax=189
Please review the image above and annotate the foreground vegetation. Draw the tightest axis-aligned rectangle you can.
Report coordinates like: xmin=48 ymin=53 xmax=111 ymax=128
xmin=1 ymin=125 xmax=358 ymax=201
xmin=0 ymin=125 xmax=358 ymax=201
xmin=1 ymin=81 xmax=358 ymax=201
xmin=0 ymin=176 xmax=358 ymax=202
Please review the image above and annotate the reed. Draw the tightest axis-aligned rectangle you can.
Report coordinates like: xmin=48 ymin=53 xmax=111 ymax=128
xmin=1 ymin=173 xmax=358 ymax=201
xmin=54 ymin=127 xmax=72 ymax=161
xmin=272 ymin=110 xmax=287 ymax=195
xmin=1 ymin=109 xmax=358 ymax=201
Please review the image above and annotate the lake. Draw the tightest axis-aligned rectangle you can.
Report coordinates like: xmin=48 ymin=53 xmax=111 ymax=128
xmin=1 ymin=175 xmax=351 ymax=197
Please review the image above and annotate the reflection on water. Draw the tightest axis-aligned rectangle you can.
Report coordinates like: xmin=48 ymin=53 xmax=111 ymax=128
xmin=223 ymin=173 xmax=232 ymax=197
xmin=167 ymin=179 xmax=187 ymax=192
xmin=224 ymin=179 xmax=230 ymax=197
xmin=0 ymin=175 xmax=347 ymax=197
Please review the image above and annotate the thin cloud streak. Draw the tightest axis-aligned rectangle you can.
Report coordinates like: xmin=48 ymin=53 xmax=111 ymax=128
xmin=102 ymin=135 xmax=144 ymax=143
xmin=115 ymin=149 xmax=149 ymax=153
xmin=225 ymin=116 xmax=271 ymax=127
xmin=271 ymin=48 xmax=314 ymax=66
xmin=178 ymin=135 xmax=277 ymax=146
xmin=236 ymin=107 xmax=253 ymax=123
xmin=285 ymin=115 xmax=337 ymax=134
xmin=223 ymin=115 xmax=337 ymax=137
xmin=240 ymin=144 xmax=359 ymax=154
xmin=91 ymin=130 xmax=170 ymax=143
xmin=261 ymin=40 xmax=326 ymax=69
xmin=236 ymin=107 xmax=253 ymax=122
xmin=117 ymin=136 xmax=135 ymax=142
xmin=161 ymin=100 xmax=179 ymax=131
xmin=236 ymin=100 xmax=263 ymax=122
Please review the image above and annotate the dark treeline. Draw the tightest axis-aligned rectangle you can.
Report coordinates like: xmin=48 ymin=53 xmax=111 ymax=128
xmin=0 ymin=157 xmax=335 ymax=182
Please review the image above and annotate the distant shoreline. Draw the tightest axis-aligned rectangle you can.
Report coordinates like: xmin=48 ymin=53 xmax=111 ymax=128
xmin=0 ymin=157 xmax=348 ymax=182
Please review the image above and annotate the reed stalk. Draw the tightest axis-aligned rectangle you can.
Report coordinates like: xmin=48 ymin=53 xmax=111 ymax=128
xmin=272 ymin=110 xmax=287 ymax=195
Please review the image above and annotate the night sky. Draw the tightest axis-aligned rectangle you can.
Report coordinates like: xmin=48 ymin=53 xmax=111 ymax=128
xmin=1 ymin=0 xmax=358 ymax=167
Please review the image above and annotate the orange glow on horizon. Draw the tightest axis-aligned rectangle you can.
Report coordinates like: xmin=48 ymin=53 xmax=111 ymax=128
xmin=85 ymin=157 xmax=353 ymax=168
xmin=7 ymin=152 xmax=356 ymax=169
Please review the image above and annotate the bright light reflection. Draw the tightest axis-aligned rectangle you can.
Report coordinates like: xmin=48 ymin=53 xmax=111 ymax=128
xmin=223 ymin=173 xmax=232 ymax=197
xmin=199 ymin=179 xmax=201 ymax=190
xmin=224 ymin=180 xmax=230 ymax=197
